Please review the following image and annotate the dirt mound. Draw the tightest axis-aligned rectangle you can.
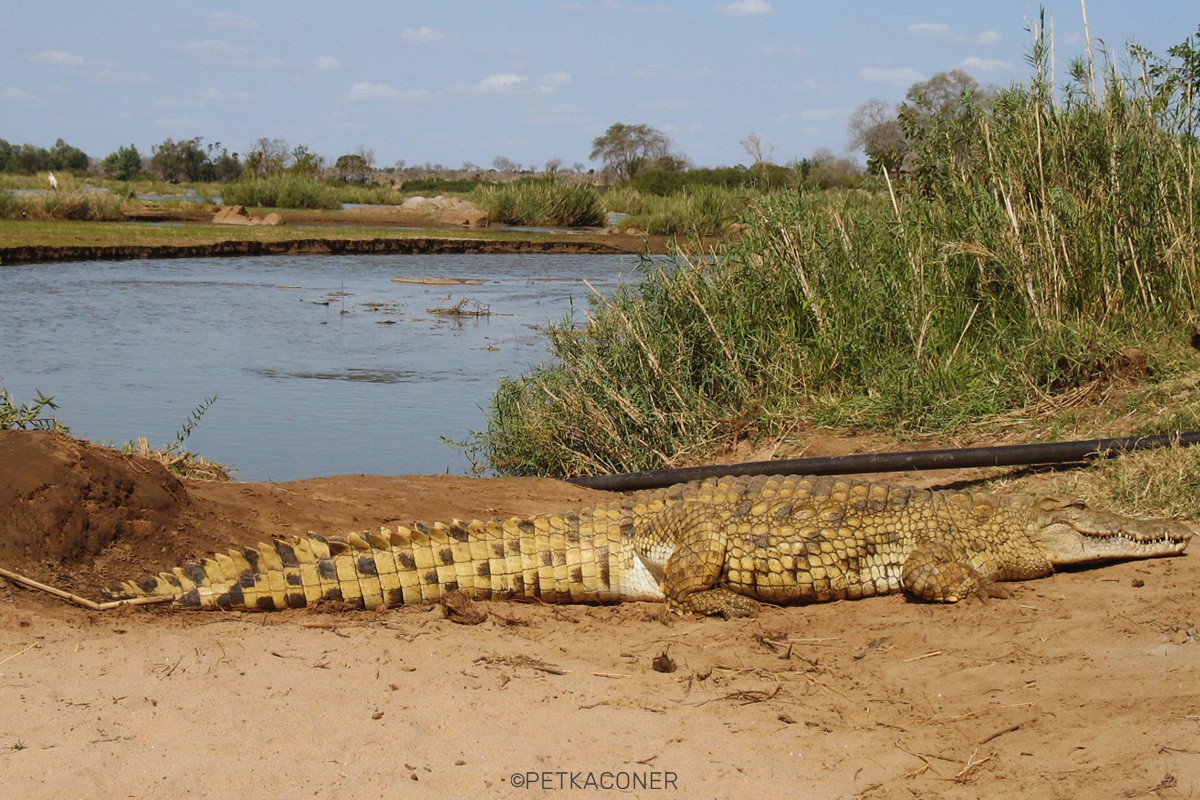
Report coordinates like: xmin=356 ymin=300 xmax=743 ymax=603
xmin=0 ymin=429 xmax=609 ymax=598
xmin=0 ymin=431 xmax=190 ymax=574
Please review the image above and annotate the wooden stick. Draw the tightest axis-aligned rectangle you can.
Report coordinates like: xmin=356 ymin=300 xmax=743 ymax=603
xmin=0 ymin=566 xmax=173 ymax=611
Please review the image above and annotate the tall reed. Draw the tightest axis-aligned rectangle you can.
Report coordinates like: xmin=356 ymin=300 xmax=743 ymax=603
xmin=221 ymin=174 xmax=341 ymax=209
xmin=478 ymin=33 xmax=1200 ymax=477
xmin=473 ymin=179 xmax=605 ymax=227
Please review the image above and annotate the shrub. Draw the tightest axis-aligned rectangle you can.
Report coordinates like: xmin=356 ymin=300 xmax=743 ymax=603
xmin=473 ymin=179 xmax=605 ymax=227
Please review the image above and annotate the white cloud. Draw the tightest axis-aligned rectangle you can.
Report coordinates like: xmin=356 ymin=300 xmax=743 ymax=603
xmin=2 ymin=87 xmax=34 ymax=102
xmin=859 ymin=66 xmax=925 ymax=87
xmin=315 ymin=56 xmax=342 ymax=71
xmin=540 ymin=71 xmax=572 ymax=86
xmin=180 ymin=39 xmax=287 ymax=69
xmin=907 ymin=23 xmax=1002 ymax=47
xmin=907 ymin=22 xmax=951 ymax=37
xmin=33 ymin=49 xmax=85 ymax=66
xmin=631 ymin=63 xmax=713 ymax=81
xmin=344 ymin=81 xmax=430 ymax=102
xmin=400 ymin=26 xmax=444 ymax=44
xmin=714 ymin=0 xmax=775 ymax=15
xmin=960 ymin=56 xmax=1014 ymax=73
xmin=455 ymin=73 xmax=527 ymax=93
xmin=207 ymin=12 xmax=257 ymax=30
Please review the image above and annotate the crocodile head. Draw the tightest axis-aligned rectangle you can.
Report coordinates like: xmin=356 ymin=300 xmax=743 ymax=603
xmin=1029 ymin=497 xmax=1192 ymax=566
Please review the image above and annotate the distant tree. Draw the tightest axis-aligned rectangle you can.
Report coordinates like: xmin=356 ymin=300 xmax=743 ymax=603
xmin=48 ymin=139 xmax=89 ymax=172
xmin=287 ymin=145 xmax=322 ymax=177
xmin=847 ymin=99 xmax=906 ymax=176
xmin=102 ymin=144 xmax=143 ymax=181
xmin=492 ymin=155 xmax=517 ymax=173
xmin=9 ymin=143 xmax=48 ymax=174
xmin=207 ymin=143 xmax=242 ymax=182
xmin=899 ymin=71 xmax=993 ymax=188
xmin=739 ymin=132 xmax=775 ymax=170
xmin=901 ymin=69 xmax=989 ymax=131
xmin=244 ymin=137 xmax=291 ymax=177
xmin=803 ymin=148 xmax=863 ymax=190
xmin=150 ymin=137 xmax=211 ymax=182
xmin=589 ymin=123 xmax=673 ymax=181
xmin=544 ymin=157 xmax=563 ymax=175
xmin=334 ymin=153 xmax=372 ymax=184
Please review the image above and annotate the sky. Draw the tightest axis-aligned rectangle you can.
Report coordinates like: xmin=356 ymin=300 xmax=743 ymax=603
xmin=2 ymin=1 xmax=1196 ymax=171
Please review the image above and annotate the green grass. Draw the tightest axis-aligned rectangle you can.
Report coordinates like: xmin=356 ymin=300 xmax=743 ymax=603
xmin=221 ymin=174 xmax=342 ymax=210
xmin=475 ymin=33 xmax=1200 ymax=478
xmin=607 ymin=185 xmax=745 ymax=237
xmin=0 ymin=189 xmax=126 ymax=221
xmin=473 ymin=179 xmax=605 ymax=227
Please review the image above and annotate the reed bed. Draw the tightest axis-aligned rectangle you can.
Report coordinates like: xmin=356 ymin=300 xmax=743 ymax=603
xmin=472 ymin=179 xmax=605 ymax=227
xmin=477 ymin=34 xmax=1200 ymax=477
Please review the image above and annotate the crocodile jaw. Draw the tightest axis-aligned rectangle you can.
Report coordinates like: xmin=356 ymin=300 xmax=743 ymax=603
xmin=1029 ymin=500 xmax=1192 ymax=566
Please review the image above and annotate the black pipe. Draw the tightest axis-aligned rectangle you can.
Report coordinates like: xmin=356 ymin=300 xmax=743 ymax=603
xmin=567 ymin=431 xmax=1200 ymax=492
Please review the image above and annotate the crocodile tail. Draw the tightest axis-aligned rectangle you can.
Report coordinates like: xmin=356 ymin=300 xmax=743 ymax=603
xmin=108 ymin=512 xmax=622 ymax=611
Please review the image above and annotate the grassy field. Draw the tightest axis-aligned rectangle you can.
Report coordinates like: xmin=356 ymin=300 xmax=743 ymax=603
xmin=0 ymin=216 xmax=651 ymax=257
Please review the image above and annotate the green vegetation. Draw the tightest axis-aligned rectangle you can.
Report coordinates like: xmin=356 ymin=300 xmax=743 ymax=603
xmin=473 ymin=179 xmax=605 ymax=227
xmin=0 ymin=189 xmax=126 ymax=221
xmin=220 ymin=173 xmax=342 ymax=210
xmin=602 ymin=185 xmax=745 ymax=236
xmin=476 ymin=28 xmax=1200 ymax=477
xmin=0 ymin=389 xmax=67 ymax=432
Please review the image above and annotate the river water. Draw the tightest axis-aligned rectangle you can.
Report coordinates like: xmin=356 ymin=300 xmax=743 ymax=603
xmin=0 ymin=253 xmax=641 ymax=480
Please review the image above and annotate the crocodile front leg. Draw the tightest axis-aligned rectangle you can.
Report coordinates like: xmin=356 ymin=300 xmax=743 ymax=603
xmin=901 ymin=540 xmax=996 ymax=602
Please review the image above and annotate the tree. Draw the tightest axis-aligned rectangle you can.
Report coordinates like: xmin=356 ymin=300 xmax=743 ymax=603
xmin=288 ymin=145 xmax=323 ymax=177
xmin=150 ymin=137 xmax=211 ymax=182
xmin=492 ymin=156 xmax=517 ymax=173
xmin=102 ymin=144 xmax=143 ymax=181
xmin=898 ymin=71 xmax=992 ymax=186
xmin=206 ymin=142 xmax=242 ymax=182
xmin=803 ymin=148 xmax=863 ymax=190
xmin=244 ymin=137 xmax=291 ymax=177
xmin=334 ymin=153 xmax=372 ymax=184
xmin=48 ymin=138 xmax=89 ymax=171
xmin=739 ymin=132 xmax=775 ymax=169
xmin=847 ymin=99 xmax=906 ymax=176
xmin=589 ymin=123 xmax=673 ymax=181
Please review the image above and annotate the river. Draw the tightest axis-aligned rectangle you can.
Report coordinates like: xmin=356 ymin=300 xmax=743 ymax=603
xmin=0 ymin=253 xmax=640 ymax=480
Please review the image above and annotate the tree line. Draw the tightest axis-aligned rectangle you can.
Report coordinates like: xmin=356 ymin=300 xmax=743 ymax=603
xmin=3 ymin=59 xmax=1145 ymax=192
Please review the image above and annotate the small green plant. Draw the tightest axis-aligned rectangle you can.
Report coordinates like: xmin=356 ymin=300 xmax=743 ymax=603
xmin=11 ymin=740 xmax=27 ymax=752
xmin=121 ymin=395 xmax=230 ymax=480
xmin=0 ymin=388 xmax=68 ymax=432
xmin=164 ymin=394 xmax=218 ymax=455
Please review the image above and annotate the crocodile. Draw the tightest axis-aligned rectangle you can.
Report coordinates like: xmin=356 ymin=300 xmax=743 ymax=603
xmin=112 ymin=474 xmax=1192 ymax=617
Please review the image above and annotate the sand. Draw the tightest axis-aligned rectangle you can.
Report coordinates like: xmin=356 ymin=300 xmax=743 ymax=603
xmin=0 ymin=430 xmax=1196 ymax=798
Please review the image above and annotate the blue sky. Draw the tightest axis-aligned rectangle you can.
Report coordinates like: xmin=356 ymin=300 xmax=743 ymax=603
xmin=2 ymin=1 xmax=1196 ymax=170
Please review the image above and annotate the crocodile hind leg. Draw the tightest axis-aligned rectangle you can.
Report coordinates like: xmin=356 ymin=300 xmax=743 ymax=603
xmin=657 ymin=504 xmax=758 ymax=618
